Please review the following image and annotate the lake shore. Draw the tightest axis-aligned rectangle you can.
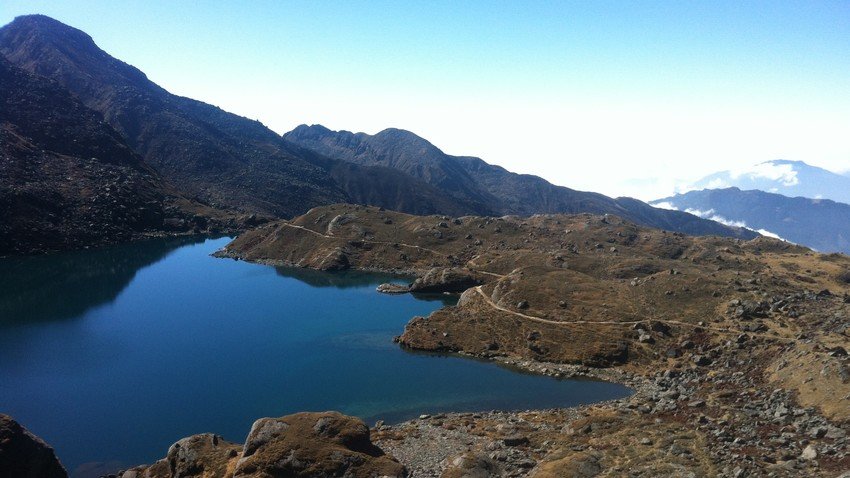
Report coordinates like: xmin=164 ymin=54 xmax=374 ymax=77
xmin=221 ymin=204 xmax=850 ymax=476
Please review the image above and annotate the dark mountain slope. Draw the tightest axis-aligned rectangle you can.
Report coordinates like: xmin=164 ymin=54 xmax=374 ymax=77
xmin=285 ymin=124 xmax=757 ymax=239
xmin=653 ymin=188 xmax=850 ymax=254
xmin=0 ymin=15 xmax=341 ymax=216
xmin=0 ymin=15 xmax=488 ymax=219
xmin=0 ymin=15 xmax=480 ymax=220
xmin=284 ymin=125 xmax=500 ymax=214
xmin=0 ymin=15 xmax=754 ymax=238
xmin=0 ymin=55 xmax=173 ymax=254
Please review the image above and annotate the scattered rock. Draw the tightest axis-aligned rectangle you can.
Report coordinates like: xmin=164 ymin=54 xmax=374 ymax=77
xmin=441 ymin=452 xmax=500 ymax=478
xmin=693 ymin=355 xmax=712 ymax=366
xmin=122 ymin=433 xmax=241 ymax=478
xmin=376 ymin=283 xmax=410 ymax=294
xmin=800 ymin=444 xmax=817 ymax=460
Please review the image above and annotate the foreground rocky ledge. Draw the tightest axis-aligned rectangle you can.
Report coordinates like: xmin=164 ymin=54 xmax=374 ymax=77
xmin=218 ymin=204 xmax=850 ymax=476
xmin=116 ymin=412 xmax=405 ymax=478
xmin=0 ymin=414 xmax=67 ymax=478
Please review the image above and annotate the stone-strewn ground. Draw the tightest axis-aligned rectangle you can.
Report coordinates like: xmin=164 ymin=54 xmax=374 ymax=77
xmin=223 ymin=204 xmax=850 ymax=477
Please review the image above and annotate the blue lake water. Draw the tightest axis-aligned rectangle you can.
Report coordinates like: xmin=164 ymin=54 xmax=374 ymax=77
xmin=0 ymin=236 xmax=630 ymax=475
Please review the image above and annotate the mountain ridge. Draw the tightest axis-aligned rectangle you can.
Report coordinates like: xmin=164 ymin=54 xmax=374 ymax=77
xmin=1 ymin=14 xmax=756 ymax=249
xmin=285 ymin=124 xmax=757 ymax=239
xmin=0 ymin=14 xmax=489 ymax=219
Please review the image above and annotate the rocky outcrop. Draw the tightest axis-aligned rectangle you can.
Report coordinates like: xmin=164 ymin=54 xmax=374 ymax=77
xmin=234 ymin=412 xmax=406 ymax=478
xmin=0 ymin=414 xmax=67 ymax=478
xmin=409 ymin=268 xmax=483 ymax=294
xmin=377 ymin=268 xmax=483 ymax=295
xmin=120 ymin=433 xmax=241 ymax=478
xmin=120 ymin=412 xmax=405 ymax=478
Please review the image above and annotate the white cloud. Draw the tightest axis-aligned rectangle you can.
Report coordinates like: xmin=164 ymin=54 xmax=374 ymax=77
xmin=681 ymin=208 xmax=792 ymax=243
xmin=705 ymin=178 xmax=728 ymax=189
xmin=683 ymin=208 xmax=748 ymax=228
xmin=756 ymin=229 xmax=788 ymax=241
xmin=730 ymin=162 xmax=799 ymax=186
xmin=652 ymin=201 xmax=678 ymax=210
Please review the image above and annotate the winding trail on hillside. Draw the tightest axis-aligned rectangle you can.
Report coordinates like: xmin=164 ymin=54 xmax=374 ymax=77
xmin=471 ymin=285 xmax=793 ymax=342
xmin=276 ymin=224 xmax=795 ymax=343
xmin=280 ymin=222 xmax=444 ymax=255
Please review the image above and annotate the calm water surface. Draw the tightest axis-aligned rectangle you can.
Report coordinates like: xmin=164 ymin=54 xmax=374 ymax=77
xmin=0 ymin=237 xmax=630 ymax=475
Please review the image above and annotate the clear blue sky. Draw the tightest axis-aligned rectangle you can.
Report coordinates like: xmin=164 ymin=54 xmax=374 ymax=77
xmin=2 ymin=1 xmax=848 ymax=199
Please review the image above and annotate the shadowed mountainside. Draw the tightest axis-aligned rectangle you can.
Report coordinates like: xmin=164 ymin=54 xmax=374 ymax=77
xmin=0 ymin=54 xmax=168 ymax=254
xmin=1 ymin=14 xmax=756 ymax=239
xmin=0 ymin=55 xmax=235 ymax=255
xmin=0 ymin=15 xmax=485 ymax=219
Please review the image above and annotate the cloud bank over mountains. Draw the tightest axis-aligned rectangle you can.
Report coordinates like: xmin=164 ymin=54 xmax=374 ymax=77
xmin=682 ymin=160 xmax=850 ymax=204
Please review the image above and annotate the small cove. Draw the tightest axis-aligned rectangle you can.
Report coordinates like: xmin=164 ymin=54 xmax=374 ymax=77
xmin=0 ymin=236 xmax=631 ymax=475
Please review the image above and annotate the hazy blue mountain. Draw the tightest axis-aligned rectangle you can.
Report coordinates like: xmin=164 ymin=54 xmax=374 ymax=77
xmin=689 ymin=160 xmax=850 ymax=204
xmin=653 ymin=188 xmax=850 ymax=254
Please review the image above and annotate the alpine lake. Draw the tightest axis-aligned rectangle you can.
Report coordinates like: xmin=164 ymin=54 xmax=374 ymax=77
xmin=0 ymin=236 xmax=631 ymax=475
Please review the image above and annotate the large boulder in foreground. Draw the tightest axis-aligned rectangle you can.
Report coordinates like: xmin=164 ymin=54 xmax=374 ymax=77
xmin=120 ymin=412 xmax=405 ymax=478
xmin=0 ymin=414 xmax=67 ymax=478
xmin=234 ymin=412 xmax=406 ymax=478
xmin=120 ymin=433 xmax=242 ymax=478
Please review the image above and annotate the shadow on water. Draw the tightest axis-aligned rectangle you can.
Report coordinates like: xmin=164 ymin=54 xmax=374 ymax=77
xmin=410 ymin=291 xmax=460 ymax=307
xmin=0 ymin=235 xmax=209 ymax=325
xmin=273 ymin=265 xmax=413 ymax=288
xmin=274 ymin=266 xmax=460 ymax=307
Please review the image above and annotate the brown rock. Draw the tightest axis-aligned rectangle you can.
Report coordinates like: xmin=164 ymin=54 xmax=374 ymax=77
xmin=0 ymin=414 xmax=67 ymax=478
xmin=120 ymin=433 xmax=241 ymax=478
xmin=409 ymin=268 xmax=483 ymax=294
xmin=441 ymin=452 xmax=501 ymax=478
xmin=233 ymin=412 xmax=406 ymax=478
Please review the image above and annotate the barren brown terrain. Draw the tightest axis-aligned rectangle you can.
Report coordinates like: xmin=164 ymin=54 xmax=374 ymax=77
xmin=220 ymin=204 xmax=850 ymax=477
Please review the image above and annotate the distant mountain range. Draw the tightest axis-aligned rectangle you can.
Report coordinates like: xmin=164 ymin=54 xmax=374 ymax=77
xmin=653 ymin=187 xmax=850 ymax=254
xmin=654 ymin=160 xmax=850 ymax=254
xmin=688 ymin=160 xmax=850 ymax=205
xmin=0 ymin=14 xmax=755 ymax=254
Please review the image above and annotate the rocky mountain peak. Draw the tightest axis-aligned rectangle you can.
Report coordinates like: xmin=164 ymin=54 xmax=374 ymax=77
xmin=0 ymin=14 xmax=158 ymax=97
